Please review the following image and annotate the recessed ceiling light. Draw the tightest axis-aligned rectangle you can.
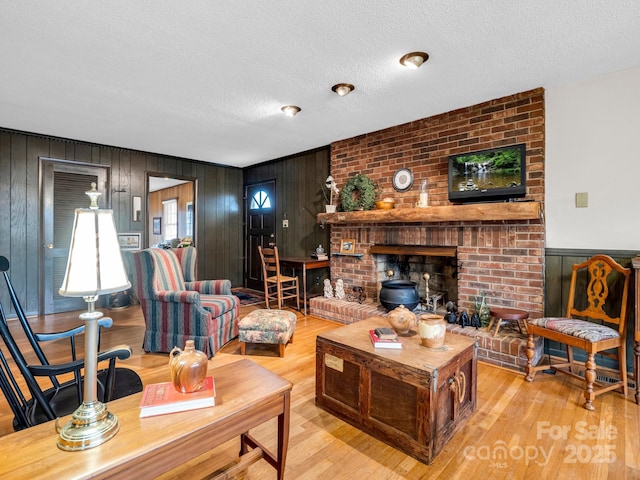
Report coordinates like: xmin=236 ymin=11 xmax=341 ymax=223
xmin=399 ymin=51 xmax=429 ymax=69
xmin=281 ymin=105 xmax=301 ymax=117
xmin=331 ymin=83 xmax=355 ymax=96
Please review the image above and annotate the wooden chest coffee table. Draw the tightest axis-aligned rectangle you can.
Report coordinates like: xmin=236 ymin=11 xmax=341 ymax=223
xmin=316 ymin=317 xmax=477 ymax=464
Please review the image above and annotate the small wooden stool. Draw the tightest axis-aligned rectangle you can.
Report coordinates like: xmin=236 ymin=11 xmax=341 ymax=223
xmin=487 ymin=307 xmax=529 ymax=336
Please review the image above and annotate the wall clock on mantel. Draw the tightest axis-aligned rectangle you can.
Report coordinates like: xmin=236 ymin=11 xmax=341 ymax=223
xmin=392 ymin=168 xmax=414 ymax=192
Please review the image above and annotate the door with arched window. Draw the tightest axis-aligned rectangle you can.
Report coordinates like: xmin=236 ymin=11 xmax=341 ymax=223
xmin=245 ymin=180 xmax=275 ymax=290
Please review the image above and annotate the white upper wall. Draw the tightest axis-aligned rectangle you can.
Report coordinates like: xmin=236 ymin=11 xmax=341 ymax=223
xmin=545 ymin=66 xmax=640 ymax=251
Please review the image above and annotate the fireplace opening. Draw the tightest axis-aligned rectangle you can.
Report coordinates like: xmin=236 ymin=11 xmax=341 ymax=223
xmin=372 ymin=245 xmax=458 ymax=313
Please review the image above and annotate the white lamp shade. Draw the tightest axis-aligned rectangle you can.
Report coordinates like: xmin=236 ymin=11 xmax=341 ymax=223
xmin=59 ymin=208 xmax=131 ymax=297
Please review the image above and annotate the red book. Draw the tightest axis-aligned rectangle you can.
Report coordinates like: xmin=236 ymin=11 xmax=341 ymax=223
xmin=369 ymin=330 xmax=402 ymax=349
xmin=139 ymin=376 xmax=215 ymax=418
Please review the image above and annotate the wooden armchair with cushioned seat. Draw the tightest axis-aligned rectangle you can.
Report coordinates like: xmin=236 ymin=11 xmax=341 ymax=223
xmin=525 ymin=254 xmax=631 ymax=410
xmin=129 ymin=246 xmax=240 ymax=358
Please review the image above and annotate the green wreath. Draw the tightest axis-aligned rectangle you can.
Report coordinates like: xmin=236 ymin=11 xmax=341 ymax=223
xmin=340 ymin=174 xmax=376 ymax=211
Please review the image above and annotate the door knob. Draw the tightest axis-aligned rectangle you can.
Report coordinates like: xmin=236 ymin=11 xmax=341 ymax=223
xmin=46 ymin=243 xmax=54 ymax=249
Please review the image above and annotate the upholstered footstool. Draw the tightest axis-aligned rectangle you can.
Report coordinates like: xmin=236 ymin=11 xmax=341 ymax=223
xmin=238 ymin=309 xmax=296 ymax=357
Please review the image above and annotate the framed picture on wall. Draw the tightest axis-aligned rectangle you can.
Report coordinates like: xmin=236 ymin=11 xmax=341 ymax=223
xmin=340 ymin=238 xmax=355 ymax=254
xmin=153 ymin=217 xmax=162 ymax=235
xmin=118 ymin=233 xmax=141 ymax=251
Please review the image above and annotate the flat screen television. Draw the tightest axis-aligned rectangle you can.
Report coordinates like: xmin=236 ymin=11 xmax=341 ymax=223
xmin=448 ymin=143 xmax=526 ymax=203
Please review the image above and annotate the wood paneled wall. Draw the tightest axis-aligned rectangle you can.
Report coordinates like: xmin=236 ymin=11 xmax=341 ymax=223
xmin=243 ymin=147 xmax=330 ymax=258
xmin=243 ymin=147 xmax=330 ymax=293
xmin=0 ymin=129 xmax=243 ymax=315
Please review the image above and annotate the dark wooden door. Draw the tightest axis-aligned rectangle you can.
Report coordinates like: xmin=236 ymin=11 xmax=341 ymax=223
xmin=41 ymin=159 xmax=109 ymax=314
xmin=245 ymin=181 xmax=275 ymax=291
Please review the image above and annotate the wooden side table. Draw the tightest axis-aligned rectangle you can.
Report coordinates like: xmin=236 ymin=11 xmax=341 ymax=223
xmin=0 ymin=359 xmax=292 ymax=480
xmin=487 ymin=307 xmax=529 ymax=336
xmin=632 ymin=256 xmax=640 ymax=405
xmin=279 ymin=256 xmax=330 ymax=316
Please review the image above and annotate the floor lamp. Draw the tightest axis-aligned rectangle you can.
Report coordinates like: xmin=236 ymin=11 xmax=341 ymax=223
xmin=57 ymin=183 xmax=131 ymax=451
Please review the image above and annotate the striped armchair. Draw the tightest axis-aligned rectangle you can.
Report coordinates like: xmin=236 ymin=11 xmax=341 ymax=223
xmin=130 ymin=247 xmax=239 ymax=358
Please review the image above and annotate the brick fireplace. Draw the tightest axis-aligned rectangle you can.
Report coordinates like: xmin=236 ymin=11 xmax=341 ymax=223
xmin=325 ymin=219 xmax=544 ymax=317
xmin=321 ymin=88 xmax=546 ymax=318
xmin=309 ymin=88 xmax=546 ymax=370
xmin=309 ymin=214 xmax=546 ymax=370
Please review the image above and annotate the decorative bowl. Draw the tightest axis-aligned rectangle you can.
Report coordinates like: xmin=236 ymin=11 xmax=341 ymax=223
xmin=375 ymin=200 xmax=394 ymax=210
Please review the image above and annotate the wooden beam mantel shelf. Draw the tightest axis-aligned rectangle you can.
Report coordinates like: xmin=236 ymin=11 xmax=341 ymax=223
xmin=369 ymin=245 xmax=457 ymax=257
xmin=317 ymin=201 xmax=542 ymax=226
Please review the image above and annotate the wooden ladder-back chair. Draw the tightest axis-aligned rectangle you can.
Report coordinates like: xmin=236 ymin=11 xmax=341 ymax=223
xmin=258 ymin=246 xmax=300 ymax=311
xmin=0 ymin=256 xmax=142 ymax=430
xmin=525 ymin=254 xmax=631 ymax=410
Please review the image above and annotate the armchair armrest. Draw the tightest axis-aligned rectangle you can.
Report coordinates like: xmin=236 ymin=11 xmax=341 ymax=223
xmin=34 ymin=317 xmax=113 ymax=343
xmin=33 ymin=317 xmax=114 ymax=361
xmin=28 ymin=344 xmax=133 ymax=377
xmin=185 ymin=279 xmax=232 ymax=295
xmin=156 ymin=290 xmax=202 ymax=304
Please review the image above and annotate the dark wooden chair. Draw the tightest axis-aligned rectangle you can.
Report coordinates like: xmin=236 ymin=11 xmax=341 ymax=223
xmin=258 ymin=246 xmax=300 ymax=311
xmin=524 ymin=254 xmax=631 ymax=410
xmin=0 ymin=256 xmax=142 ymax=430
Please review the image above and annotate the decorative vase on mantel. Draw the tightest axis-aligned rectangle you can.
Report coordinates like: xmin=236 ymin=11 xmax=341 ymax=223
xmin=169 ymin=340 xmax=208 ymax=393
xmin=325 ymin=204 xmax=337 ymax=213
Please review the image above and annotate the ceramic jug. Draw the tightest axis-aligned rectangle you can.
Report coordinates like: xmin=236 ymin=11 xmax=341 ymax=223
xmin=169 ymin=340 xmax=208 ymax=393
xmin=387 ymin=304 xmax=417 ymax=335
xmin=418 ymin=314 xmax=447 ymax=348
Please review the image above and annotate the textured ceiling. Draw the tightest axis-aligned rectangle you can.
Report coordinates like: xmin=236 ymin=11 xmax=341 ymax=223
xmin=1 ymin=1 xmax=639 ymax=168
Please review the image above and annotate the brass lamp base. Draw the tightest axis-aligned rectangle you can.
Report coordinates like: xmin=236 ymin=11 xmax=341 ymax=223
xmin=56 ymin=400 xmax=120 ymax=451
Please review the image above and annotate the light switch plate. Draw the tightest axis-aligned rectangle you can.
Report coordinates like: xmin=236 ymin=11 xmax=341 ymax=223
xmin=282 ymin=219 xmax=289 ymax=228
xmin=575 ymin=192 xmax=588 ymax=208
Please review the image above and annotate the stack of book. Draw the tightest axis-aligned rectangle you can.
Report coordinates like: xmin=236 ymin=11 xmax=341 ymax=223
xmin=139 ymin=376 xmax=216 ymax=418
xmin=369 ymin=327 xmax=402 ymax=349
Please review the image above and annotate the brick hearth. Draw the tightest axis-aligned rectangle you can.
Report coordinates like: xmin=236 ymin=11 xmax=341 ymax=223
xmin=310 ymin=297 xmax=543 ymax=371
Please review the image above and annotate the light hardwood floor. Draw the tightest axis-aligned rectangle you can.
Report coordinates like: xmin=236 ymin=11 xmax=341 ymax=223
xmin=1 ymin=304 xmax=639 ymax=479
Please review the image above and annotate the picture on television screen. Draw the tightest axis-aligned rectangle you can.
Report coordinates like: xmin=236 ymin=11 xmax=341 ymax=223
xmin=448 ymin=143 xmax=526 ymax=203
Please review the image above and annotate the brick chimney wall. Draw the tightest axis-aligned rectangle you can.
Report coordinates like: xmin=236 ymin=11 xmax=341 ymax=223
xmin=328 ymin=88 xmax=545 ymax=316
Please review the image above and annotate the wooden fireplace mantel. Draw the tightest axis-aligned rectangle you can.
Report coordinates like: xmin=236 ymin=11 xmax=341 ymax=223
xmin=369 ymin=245 xmax=457 ymax=257
xmin=316 ymin=201 xmax=543 ymax=225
